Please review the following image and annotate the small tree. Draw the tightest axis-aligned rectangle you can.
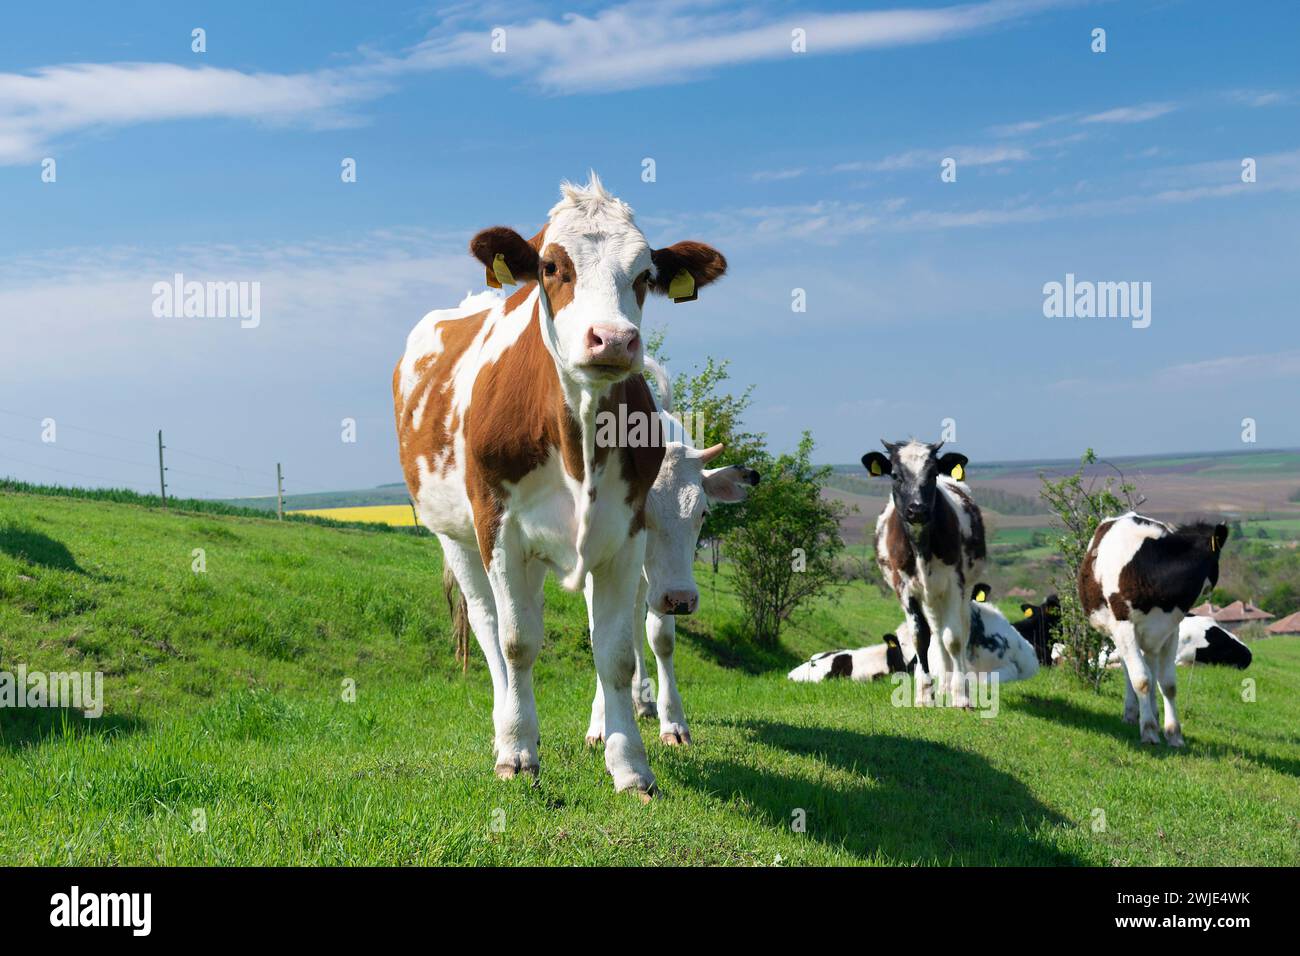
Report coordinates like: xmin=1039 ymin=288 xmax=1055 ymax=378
xmin=725 ymin=432 xmax=846 ymax=645
xmin=1038 ymin=449 xmax=1144 ymax=690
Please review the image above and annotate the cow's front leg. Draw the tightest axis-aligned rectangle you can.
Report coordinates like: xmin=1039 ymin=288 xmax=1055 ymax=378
xmin=648 ymin=609 xmax=689 ymax=745
xmin=588 ymin=541 xmax=655 ymax=798
xmin=487 ymin=545 xmax=547 ymax=779
xmin=940 ymin=604 xmax=972 ymax=709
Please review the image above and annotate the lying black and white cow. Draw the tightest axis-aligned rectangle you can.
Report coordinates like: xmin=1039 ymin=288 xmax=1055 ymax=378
xmin=586 ymin=357 xmax=759 ymax=746
xmin=898 ymin=583 xmax=1039 ymax=684
xmin=1079 ymin=512 xmax=1229 ymax=746
xmin=1097 ymin=616 xmax=1252 ymax=671
xmin=863 ymin=439 xmax=986 ymax=706
xmin=1175 ymin=616 xmax=1251 ymax=668
xmin=787 ymin=583 xmax=1038 ymax=685
xmin=787 ymin=635 xmax=913 ymax=683
xmin=1012 ymin=594 xmax=1062 ymax=665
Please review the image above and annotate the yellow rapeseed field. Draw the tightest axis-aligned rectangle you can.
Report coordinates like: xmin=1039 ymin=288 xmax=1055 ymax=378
xmin=290 ymin=504 xmax=418 ymax=527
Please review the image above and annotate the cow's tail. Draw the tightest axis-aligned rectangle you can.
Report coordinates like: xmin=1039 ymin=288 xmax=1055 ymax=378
xmin=443 ymin=564 xmax=470 ymax=673
xmin=644 ymin=354 xmax=673 ymax=412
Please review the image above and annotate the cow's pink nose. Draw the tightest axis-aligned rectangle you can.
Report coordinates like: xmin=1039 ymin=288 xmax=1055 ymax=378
xmin=660 ymin=589 xmax=698 ymax=616
xmin=585 ymin=324 xmax=640 ymax=366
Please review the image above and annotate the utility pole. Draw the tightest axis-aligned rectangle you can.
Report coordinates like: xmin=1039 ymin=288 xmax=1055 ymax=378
xmin=276 ymin=463 xmax=284 ymax=520
xmin=157 ymin=430 xmax=168 ymax=507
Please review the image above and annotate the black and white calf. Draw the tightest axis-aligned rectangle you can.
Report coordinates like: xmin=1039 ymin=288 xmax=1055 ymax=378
xmin=786 ymin=636 xmax=912 ymax=683
xmin=863 ymin=439 xmax=986 ymax=707
xmin=1078 ymin=512 xmax=1229 ymax=746
xmin=1176 ymin=616 xmax=1251 ymax=669
xmin=789 ymin=584 xmax=1037 ymax=686
xmin=896 ymin=583 xmax=1039 ymax=684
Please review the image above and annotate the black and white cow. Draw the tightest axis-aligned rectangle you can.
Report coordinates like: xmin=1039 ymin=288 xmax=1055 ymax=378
xmin=1011 ymin=594 xmax=1062 ymax=666
xmin=897 ymin=583 xmax=1039 ymax=684
xmin=786 ymin=636 xmax=912 ymax=683
xmin=789 ymin=584 xmax=1037 ymax=686
xmin=1078 ymin=512 xmax=1229 ymax=746
xmin=863 ymin=439 xmax=986 ymax=707
xmin=1176 ymin=616 xmax=1251 ymax=669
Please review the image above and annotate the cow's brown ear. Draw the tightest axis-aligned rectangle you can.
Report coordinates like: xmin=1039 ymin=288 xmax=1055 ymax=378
xmin=651 ymin=242 xmax=727 ymax=302
xmin=469 ymin=227 xmax=540 ymax=287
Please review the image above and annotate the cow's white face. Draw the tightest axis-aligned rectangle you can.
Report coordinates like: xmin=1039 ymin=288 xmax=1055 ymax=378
xmin=468 ymin=174 xmax=727 ymax=389
xmin=537 ymin=198 xmax=654 ymax=384
xmin=643 ymin=441 xmax=759 ymax=615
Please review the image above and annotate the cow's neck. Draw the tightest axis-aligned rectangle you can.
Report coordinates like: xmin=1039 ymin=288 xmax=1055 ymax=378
xmin=534 ymin=290 xmax=620 ymax=590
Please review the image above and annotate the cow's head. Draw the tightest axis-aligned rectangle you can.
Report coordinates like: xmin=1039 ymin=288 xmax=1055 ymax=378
xmin=643 ymin=440 xmax=759 ymax=615
xmin=861 ymin=439 xmax=969 ymax=528
xmin=881 ymin=634 xmax=914 ymax=674
xmin=468 ymin=174 xmax=726 ymax=386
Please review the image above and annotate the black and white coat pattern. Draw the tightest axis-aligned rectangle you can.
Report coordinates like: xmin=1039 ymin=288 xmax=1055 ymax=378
xmin=863 ymin=440 xmax=986 ymax=707
xmin=1078 ymin=511 xmax=1228 ymax=747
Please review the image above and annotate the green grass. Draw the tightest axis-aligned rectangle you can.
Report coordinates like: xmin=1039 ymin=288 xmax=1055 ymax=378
xmin=1 ymin=488 xmax=1298 ymax=865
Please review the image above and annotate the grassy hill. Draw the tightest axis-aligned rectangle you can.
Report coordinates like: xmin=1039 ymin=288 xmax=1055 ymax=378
xmin=1 ymin=488 xmax=1298 ymax=865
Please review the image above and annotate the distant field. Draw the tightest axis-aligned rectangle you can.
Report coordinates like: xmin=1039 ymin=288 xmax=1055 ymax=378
xmin=291 ymin=504 xmax=417 ymax=526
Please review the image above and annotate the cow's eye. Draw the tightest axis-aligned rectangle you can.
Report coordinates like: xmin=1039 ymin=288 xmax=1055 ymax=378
xmin=542 ymin=261 xmax=557 ymax=277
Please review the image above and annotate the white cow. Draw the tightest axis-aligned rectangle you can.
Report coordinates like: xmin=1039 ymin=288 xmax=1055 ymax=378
xmin=586 ymin=357 xmax=759 ymax=746
xmin=394 ymin=175 xmax=727 ymax=795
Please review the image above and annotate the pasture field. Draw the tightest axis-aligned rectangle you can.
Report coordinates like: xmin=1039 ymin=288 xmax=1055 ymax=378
xmin=1 ymin=489 xmax=1297 ymax=866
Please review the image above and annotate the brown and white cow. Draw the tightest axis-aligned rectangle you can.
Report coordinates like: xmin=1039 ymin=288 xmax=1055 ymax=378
xmin=393 ymin=175 xmax=726 ymax=796
xmin=1078 ymin=512 xmax=1229 ymax=747
xmin=862 ymin=439 xmax=986 ymax=707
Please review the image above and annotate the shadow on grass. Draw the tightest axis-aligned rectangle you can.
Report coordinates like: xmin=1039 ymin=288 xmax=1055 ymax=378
xmin=0 ymin=524 xmax=86 ymax=573
xmin=1010 ymin=694 xmax=1300 ymax=778
xmin=0 ymin=707 xmax=145 ymax=753
xmin=673 ymin=718 xmax=1080 ymax=865
xmin=676 ymin=618 xmax=802 ymax=675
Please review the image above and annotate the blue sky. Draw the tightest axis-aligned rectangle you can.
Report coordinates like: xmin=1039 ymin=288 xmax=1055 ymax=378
xmin=1 ymin=0 xmax=1297 ymax=499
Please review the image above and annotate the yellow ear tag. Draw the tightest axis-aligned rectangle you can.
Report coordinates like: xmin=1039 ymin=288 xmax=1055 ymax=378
xmin=492 ymin=253 xmax=516 ymax=287
xmin=869 ymin=460 xmax=882 ymax=476
xmin=1210 ymin=536 xmax=1218 ymax=552
xmin=668 ymin=269 xmax=696 ymax=303
xmin=951 ymin=463 xmax=965 ymax=481
xmin=887 ymin=640 xmax=898 ymax=648
xmin=1023 ymin=607 xmax=1034 ymax=618
xmin=975 ymin=590 xmax=987 ymax=603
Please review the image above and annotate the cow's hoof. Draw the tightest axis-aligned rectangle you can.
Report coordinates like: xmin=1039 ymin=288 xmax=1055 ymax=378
xmin=1165 ymin=728 xmax=1186 ymax=748
xmin=1122 ymin=711 xmax=1139 ymax=725
xmin=1139 ymin=725 xmax=1161 ymax=745
xmin=635 ymin=704 xmax=659 ymax=721
xmin=494 ymin=752 xmax=539 ymax=780
xmin=614 ymin=775 xmax=657 ymax=802
xmin=584 ymin=733 xmax=604 ymax=748
xmin=659 ymin=725 xmax=691 ymax=746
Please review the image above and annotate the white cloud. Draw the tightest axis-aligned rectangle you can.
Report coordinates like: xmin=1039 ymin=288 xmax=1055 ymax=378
xmin=833 ymin=144 xmax=1031 ymax=174
xmin=1079 ymin=102 xmax=1177 ymax=124
xmin=0 ymin=62 xmax=390 ymax=164
xmin=0 ymin=0 xmax=1078 ymax=163
xmin=751 ymin=167 xmax=808 ymax=182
